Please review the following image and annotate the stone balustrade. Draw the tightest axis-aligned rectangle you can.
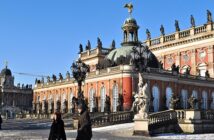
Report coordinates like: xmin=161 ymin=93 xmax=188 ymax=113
xmin=151 ymin=38 xmax=160 ymax=46
xmin=194 ymin=25 xmax=207 ymax=34
xmin=164 ymin=34 xmax=175 ymax=42
xmin=148 ymin=110 xmax=177 ymax=128
xmin=179 ymin=30 xmax=190 ymax=38
xmin=175 ymin=110 xmax=186 ymax=122
xmin=147 ymin=23 xmax=212 ymax=48
xmin=147 ymin=68 xmax=214 ymax=82
xmin=80 ymin=47 xmax=111 ymax=58
xmin=201 ymin=110 xmax=214 ymax=120
xmin=91 ymin=111 xmax=134 ymax=127
xmin=81 ymin=51 xmax=88 ymax=57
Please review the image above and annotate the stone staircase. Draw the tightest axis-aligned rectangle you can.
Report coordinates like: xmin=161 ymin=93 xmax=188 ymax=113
xmin=145 ymin=109 xmax=214 ymax=135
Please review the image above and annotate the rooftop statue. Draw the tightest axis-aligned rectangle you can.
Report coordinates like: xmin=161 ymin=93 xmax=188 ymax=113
xmin=66 ymin=71 xmax=70 ymax=80
xmin=52 ymin=74 xmax=57 ymax=82
xmin=146 ymin=29 xmax=151 ymax=40
xmin=110 ymin=40 xmax=116 ymax=50
xmin=97 ymin=37 xmax=102 ymax=49
xmin=79 ymin=44 xmax=83 ymax=54
xmin=191 ymin=15 xmax=195 ymax=27
xmin=160 ymin=25 xmax=165 ymax=36
xmin=124 ymin=3 xmax=133 ymax=15
xmin=175 ymin=20 xmax=180 ymax=32
xmin=47 ymin=76 xmax=50 ymax=83
xmin=207 ymin=10 xmax=212 ymax=22
xmin=59 ymin=73 xmax=63 ymax=81
xmin=88 ymin=40 xmax=91 ymax=50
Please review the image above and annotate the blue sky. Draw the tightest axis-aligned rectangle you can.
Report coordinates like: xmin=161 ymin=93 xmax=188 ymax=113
xmin=0 ymin=0 xmax=213 ymax=85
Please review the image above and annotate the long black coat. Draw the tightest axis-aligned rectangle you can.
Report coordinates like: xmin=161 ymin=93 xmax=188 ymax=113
xmin=49 ymin=119 xmax=66 ymax=140
xmin=76 ymin=110 xmax=92 ymax=140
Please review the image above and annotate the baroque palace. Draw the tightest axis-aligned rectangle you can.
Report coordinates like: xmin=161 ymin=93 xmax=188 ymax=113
xmin=0 ymin=65 xmax=33 ymax=118
xmin=33 ymin=8 xmax=214 ymax=117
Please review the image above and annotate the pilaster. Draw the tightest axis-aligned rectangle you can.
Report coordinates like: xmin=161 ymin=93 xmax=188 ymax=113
xmin=191 ymin=49 xmax=196 ymax=75
xmin=208 ymin=45 xmax=214 ymax=77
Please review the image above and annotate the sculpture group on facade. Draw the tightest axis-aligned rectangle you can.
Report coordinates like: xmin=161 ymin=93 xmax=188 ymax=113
xmin=104 ymin=95 xmax=111 ymax=113
xmin=188 ymin=95 xmax=198 ymax=109
xmin=169 ymin=94 xmax=179 ymax=110
xmin=171 ymin=63 xmax=180 ymax=74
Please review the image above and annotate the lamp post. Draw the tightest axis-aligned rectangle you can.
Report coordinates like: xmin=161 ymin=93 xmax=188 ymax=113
xmin=71 ymin=58 xmax=90 ymax=107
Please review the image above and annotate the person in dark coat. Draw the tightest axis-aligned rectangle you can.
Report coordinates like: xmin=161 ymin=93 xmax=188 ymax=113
xmin=0 ymin=114 xmax=2 ymax=130
xmin=48 ymin=112 xmax=66 ymax=140
xmin=76 ymin=103 xmax=92 ymax=140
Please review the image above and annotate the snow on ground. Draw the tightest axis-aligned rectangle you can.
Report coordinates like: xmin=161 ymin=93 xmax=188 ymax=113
xmin=154 ymin=133 xmax=214 ymax=140
xmin=92 ymin=123 xmax=134 ymax=132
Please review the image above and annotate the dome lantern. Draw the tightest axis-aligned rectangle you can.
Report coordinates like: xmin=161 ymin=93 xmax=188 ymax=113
xmin=122 ymin=3 xmax=139 ymax=46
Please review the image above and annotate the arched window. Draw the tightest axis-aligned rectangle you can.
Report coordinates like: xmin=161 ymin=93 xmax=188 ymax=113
xmin=89 ymin=88 xmax=95 ymax=112
xmin=192 ymin=90 xmax=198 ymax=109
xmin=112 ymin=84 xmax=119 ymax=112
xmin=181 ymin=89 xmax=188 ymax=109
xmin=152 ymin=85 xmax=159 ymax=112
xmin=201 ymin=90 xmax=208 ymax=110
xmin=100 ymin=87 xmax=106 ymax=112
xmin=166 ymin=87 xmax=173 ymax=109
xmin=211 ymin=92 xmax=214 ymax=110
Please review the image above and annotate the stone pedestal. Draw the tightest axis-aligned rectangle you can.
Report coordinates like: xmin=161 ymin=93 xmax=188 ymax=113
xmin=184 ymin=110 xmax=201 ymax=123
xmin=180 ymin=110 xmax=203 ymax=133
xmin=73 ymin=119 xmax=79 ymax=129
xmin=133 ymin=117 xmax=150 ymax=136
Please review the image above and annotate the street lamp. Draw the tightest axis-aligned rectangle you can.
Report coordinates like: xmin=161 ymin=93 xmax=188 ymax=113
xmin=71 ymin=58 xmax=90 ymax=107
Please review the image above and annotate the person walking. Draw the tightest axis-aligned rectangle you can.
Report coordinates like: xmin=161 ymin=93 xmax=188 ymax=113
xmin=48 ymin=112 xmax=66 ymax=140
xmin=0 ymin=114 xmax=2 ymax=130
xmin=76 ymin=103 xmax=92 ymax=140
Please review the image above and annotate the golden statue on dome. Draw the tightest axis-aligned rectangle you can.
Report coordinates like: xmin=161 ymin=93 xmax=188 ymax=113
xmin=124 ymin=3 xmax=133 ymax=15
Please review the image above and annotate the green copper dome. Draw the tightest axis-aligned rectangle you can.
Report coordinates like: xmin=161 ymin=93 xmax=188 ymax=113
xmin=0 ymin=67 xmax=12 ymax=76
xmin=124 ymin=17 xmax=137 ymax=25
xmin=106 ymin=45 xmax=134 ymax=62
